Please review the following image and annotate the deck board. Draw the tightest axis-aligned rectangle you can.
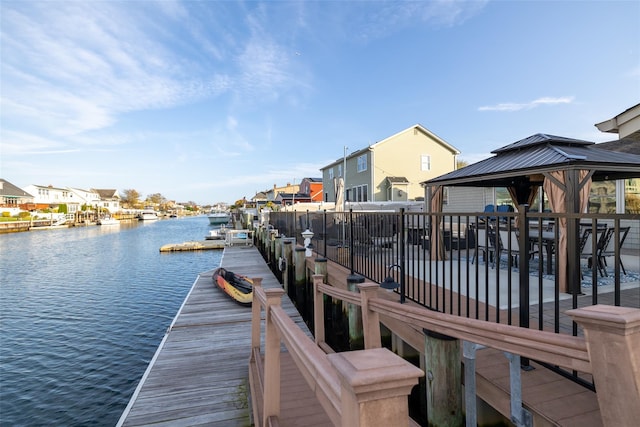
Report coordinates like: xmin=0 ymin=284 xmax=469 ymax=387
xmin=118 ymin=244 xmax=619 ymax=426
xmin=117 ymin=246 xmax=328 ymax=427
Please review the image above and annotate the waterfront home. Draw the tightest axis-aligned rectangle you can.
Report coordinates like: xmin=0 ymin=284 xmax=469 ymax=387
xmin=320 ymin=124 xmax=460 ymax=204
xmin=0 ymin=179 xmax=34 ymax=209
xmin=93 ymin=189 xmax=121 ymax=212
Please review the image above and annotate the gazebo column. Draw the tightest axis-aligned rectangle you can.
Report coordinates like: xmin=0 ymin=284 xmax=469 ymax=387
xmin=565 ymin=169 xmax=581 ymax=295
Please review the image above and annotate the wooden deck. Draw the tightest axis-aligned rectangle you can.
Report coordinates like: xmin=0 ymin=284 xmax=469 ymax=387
xmin=117 ymin=246 xmax=329 ymax=427
xmin=117 ymin=244 xmax=628 ymax=426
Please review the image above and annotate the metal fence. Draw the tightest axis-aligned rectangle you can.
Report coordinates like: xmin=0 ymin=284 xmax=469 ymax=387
xmin=267 ymin=208 xmax=639 ymax=390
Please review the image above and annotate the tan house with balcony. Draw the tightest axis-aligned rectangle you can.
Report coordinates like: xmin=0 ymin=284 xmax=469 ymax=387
xmin=320 ymin=124 xmax=460 ymax=203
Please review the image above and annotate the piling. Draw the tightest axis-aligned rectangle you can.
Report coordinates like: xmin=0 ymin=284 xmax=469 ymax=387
xmin=347 ymin=274 xmax=365 ymax=350
xmin=423 ymin=329 xmax=462 ymax=427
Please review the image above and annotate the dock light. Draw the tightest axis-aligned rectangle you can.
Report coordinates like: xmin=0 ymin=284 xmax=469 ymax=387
xmin=301 ymin=228 xmax=314 ymax=257
xmin=382 ymin=264 xmax=405 ymax=303
xmin=380 ymin=276 xmax=400 ymax=291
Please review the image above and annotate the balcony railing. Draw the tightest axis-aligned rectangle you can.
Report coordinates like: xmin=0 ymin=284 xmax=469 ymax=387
xmin=265 ymin=208 xmax=639 ymax=390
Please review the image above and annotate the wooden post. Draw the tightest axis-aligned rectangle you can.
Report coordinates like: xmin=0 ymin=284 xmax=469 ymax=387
xmin=314 ymin=257 xmax=328 ymax=282
xmin=329 ymin=347 xmax=424 ymax=427
xmin=313 ymin=274 xmax=326 ymax=346
xmin=269 ymin=230 xmax=277 ymax=268
xmin=274 ymin=234 xmax=283 ymax=280
xmin=567 ymin=305 xmax=640 ymax=427
xmin=263 ymin=288 xmax=286 ymax=427
xmin=250 ymin=278 xmax=263 ymax=353
xmin=347 ymin=274 xmax=365 ymax=350
xmin=294 ymin=247 xmax=306 ymax=311
xmin=424 ymin=329 xmax=462 ymax=427
xmin=357 ymin=282 xmax=381 ymax=349
xmin=282 ymin=238 xmax=294 ymax=292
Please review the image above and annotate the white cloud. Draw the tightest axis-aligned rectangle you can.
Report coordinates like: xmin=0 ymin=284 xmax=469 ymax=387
xmin=478 ymin=96 xmax=575 ymax=112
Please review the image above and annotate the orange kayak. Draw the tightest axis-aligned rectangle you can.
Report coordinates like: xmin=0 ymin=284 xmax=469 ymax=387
xmin=212 ymin=267 xmax=253 ymax=306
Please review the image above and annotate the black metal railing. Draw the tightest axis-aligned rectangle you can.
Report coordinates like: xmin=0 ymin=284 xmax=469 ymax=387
xmin=265 ymin=208 xmax=639 ymax=389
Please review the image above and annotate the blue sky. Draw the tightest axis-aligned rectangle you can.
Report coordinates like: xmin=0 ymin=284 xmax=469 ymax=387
xmin=1 ymin=1 xmax=639 ymax=205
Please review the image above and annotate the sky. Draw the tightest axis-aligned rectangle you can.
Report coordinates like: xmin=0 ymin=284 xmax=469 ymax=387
xmin=1 ymin=1 xmax=639 ymax=205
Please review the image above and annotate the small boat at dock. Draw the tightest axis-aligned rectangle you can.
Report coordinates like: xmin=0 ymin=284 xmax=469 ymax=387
xmin=212 ymin=267 xmax=253 ymax=306
xmin=138 ymin=209 xmax=159 ymax=221
xmin=205 ymin=224 xmax=228 ymax=240
xmin=97 ymin=216 xmax=119 ymax=226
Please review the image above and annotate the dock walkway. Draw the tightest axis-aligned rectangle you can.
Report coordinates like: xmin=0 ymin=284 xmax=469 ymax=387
xmin=117 ymin=246 xmax=328 ymax=427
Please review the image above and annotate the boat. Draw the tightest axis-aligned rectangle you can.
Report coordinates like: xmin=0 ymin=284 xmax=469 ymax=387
xmin=212 ymin=267 xmax=253 ymax=306
xmin=138 ymin=209 xmax=159 ymax=221
xmin=205 ymin=224 xmax=228 ymax=240
xmin=207 ymin=210 xmax=231 ymax=225
xmin=97 ymin=216 xmax=119 ymax=226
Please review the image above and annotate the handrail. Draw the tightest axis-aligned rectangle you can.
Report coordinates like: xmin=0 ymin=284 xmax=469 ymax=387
xmin=369 ymin=297 xmax=591 ymax=373
xmin=269 ymin=304 xmax=341 ymax=423
xmin=250 ymin=279 xmax=423 ymax=427
xmin=252 ymin=283 xmax=341 ymax=426
xmin=317 ymin=277 xmax=590 ymax=373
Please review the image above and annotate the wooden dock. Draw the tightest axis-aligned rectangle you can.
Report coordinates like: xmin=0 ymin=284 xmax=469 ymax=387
xmin=117 ymin=246 xmax=328 ymax=426
xmin=118 ymin=243 xmax=628 ymax=426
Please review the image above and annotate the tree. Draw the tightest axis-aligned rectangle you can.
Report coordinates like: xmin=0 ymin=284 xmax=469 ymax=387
xmin=456 ymin=160 xmax=469 ymax=169
xmin=121 ymin=189 xmax=141 ymax=208
xmin=146 ymin=193 xmax=166 ymax=206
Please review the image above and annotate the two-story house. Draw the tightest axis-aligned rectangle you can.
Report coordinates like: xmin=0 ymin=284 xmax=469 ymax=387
xmin=320 ymin=124 xmax=460 ymax=203
xmin=299 ymin=178 xmax=323 ymax=202
xmin=93 ymin=189 xmax=121 ymax=212
xmin=23 ymin=184 xmax=84 ymax=213
xmin=0 ymin=179 xmax=34 ymax=210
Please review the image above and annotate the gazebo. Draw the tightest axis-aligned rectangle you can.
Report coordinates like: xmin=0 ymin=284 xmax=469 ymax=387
xmin=422 ymin=133 xmax=640 ymax=293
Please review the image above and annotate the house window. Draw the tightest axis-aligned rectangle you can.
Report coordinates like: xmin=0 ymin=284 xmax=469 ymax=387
xmin=352 ymin=184 xmax=368 ymax=202
xmin=338 ymin=164 xmax=343 ymax=177
xmin=421 ymin=155 xmax=431 ymax=171
xmin=357 ymin=154 xmax=367 ymax=172
xmin=328 ymin=168 xmax=334 ymax=180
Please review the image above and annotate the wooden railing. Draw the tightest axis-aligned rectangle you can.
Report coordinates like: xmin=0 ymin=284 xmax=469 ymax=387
xmin=250 ymin=272 xmax=640 ymax=427
xmin=249 ymin=278 xmax=424 ymax=427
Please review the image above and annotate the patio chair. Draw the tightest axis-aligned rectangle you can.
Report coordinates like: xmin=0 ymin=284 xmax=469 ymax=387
xmin=496 ymin=204 xmax=514 ymax=224
xmin=495 ymin=228 xmax=539 ymax=269
xmin=471 ymin=223 xmax=497 ymax=268
xmin=597 ymin=226 xmax=631 ymax=276
xmin=479 ymin=204 xmax=496 ymax=222
xmin=579 ymin=227 xmax=608 ymax=277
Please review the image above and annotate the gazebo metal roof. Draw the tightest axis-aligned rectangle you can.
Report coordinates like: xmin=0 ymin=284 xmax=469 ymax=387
xmin=423 ymin=133 xmax=640 ymax=188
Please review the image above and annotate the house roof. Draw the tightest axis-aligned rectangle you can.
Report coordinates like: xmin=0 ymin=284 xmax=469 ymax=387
xmin=386 ymin=176 xmax=409 ymax=184
xmin=276 ymin=192 xmax=312 ymax=202
xmin=423 ymin=133 xmax=640 ymax=188
xmin=321 ymin=124 xmax=460 ymax=169
xmin=594 ymin=130 xmax=640 ymax=155
xmin=0 ymin=179 xmax=33 ymax=198
xmin=93 ymin=189 xmax=119 ymax=199
xmin=595 ymin=103 xmax=640 ymax=135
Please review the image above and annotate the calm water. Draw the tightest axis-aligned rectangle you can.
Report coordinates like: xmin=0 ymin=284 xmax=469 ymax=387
xmin=0 ymin=217 xmax=223 ymax=426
